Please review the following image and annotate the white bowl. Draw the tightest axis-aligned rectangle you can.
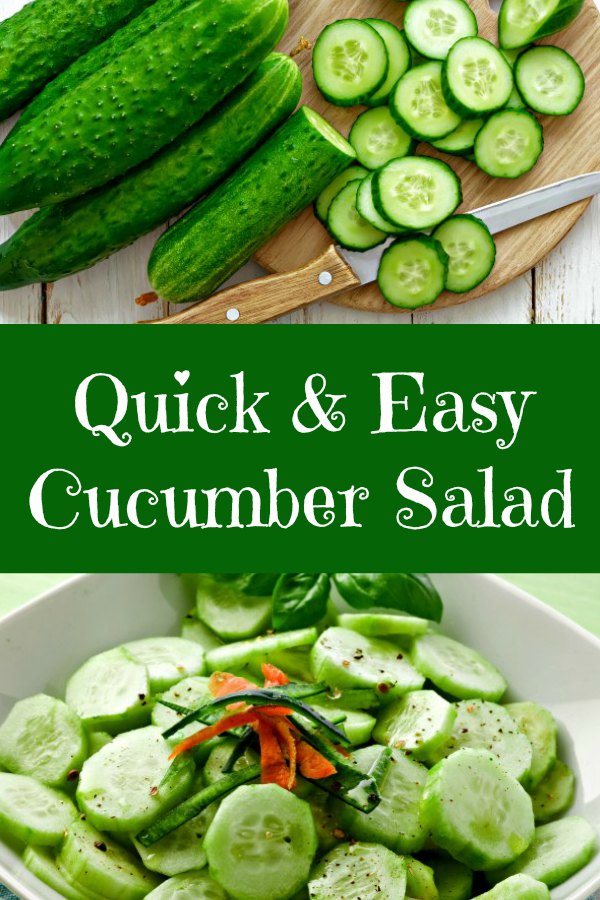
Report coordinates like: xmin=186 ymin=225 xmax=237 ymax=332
xmin=0 ymin=573 xmax=598 ymax=900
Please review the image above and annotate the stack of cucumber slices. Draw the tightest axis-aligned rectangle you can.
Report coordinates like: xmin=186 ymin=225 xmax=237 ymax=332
xmin=313 ymin=0 xmax=585 ymax=309
xmin=0 ymin=573 xmax=597 ymax=899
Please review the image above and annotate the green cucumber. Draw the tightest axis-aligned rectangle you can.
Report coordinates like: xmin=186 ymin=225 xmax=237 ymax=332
xmin=152 ymin=676 xmax=212 ymax=746
xmin=196 ymin=575 xmax=273 ymax=641
xmin=443 ymin=38 xmax=514 ymax=117
xmin=423 ymin=855 xmax=473 ymax=899
xmin=133 ymin=801 xmax=218 ymax=876
xmin=0 ymin=0 xmax=289 ymax=212
xmin=529 ymin=759 xmax=576 ymax=823
xmin=148 ymin=107 xmax=356 ymax=303
xmin=474 ymin=110 xmax=544 ymax=178
xmin=123 ymin=637 xmax=205 ymax=692
xmin=0 ymin=773 xmax=78 ymax=846
xmin=315 ymin=166 xmax=369 ymax=224
xmin=206 ymin=627 xmax=318 ymax=672
xmin=373 ymin=689 xmax=456 ymax=759
xmin=365 ymin=20 xmax=412 ymax=106
xmin=391 ymin=62 xmax=462 ymax=141
xmin=0 ymin=0 xmax=158 ymax=121
xmin=337 ymin=611 xmax=430 ymax=638
xmin=181 ymin=613 xmax=223 ymax=652
xmin=327 ymin=181 xmax=387 ymax=251
xmin=0 ymin=693 xmax=87 ymax=788
xmin=412 ymin=633 xmax=508 ymax=701
xmin=477 ymin=874 xmax=550 ymax=898
xmin=356 ymin=175 xmax=405 ymax=235
xmin=350 ymin=107 xmax=415 ymax=170
xmin=308 ymin=842 xmax=407 ymax=899
xmin=404 ymin=0 xmax=478 ymax=60
xmin=0 ymin=55 xmax=301 ymax=290
xmin=505 ymin=702 xmax=557 ymax=788
xmin=499 ymin=0 xmax=584 ymax=49
xmin=405 ymin=857 xmax=438 ymax=898
xmin=374 ymin=157 xmax=462 ymax=230
xmin=377 ymin=236 xmax=449 ymax=309
xmin=431 ymin=119 xmax=485 ymax=155
xmin=514 ymin=46 xmax=585 ymax=116
xmin=146 ymin=871 xmax=228 ymax=899
xmin=23 ymin=846 xmax=98 ymax=900
xmin=432 ymin=214 xmax=496 ymax=293
xmin=312 ymin=20 xmax=389 ymax=106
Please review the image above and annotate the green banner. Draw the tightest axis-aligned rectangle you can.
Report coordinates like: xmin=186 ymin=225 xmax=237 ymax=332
xmin=0 ymin=324 xmax=596 ymax=571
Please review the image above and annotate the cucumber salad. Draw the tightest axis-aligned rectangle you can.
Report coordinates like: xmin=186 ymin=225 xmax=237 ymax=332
xmin=313 ymin=0 xmax=585 ymax=309
xmin=0 ymin=572 xmax=596 ymax=899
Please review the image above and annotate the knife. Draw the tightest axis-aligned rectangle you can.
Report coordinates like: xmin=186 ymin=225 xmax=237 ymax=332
xmin=147 ymin=170 xmax=600 ymax=325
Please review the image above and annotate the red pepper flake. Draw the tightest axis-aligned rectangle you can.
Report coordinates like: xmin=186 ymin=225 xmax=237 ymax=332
xmin=94 ymin=841 xmax=107 ymax=852
xmin=150 ymin=786 xmax=159 ymax=797
xmin=377 ymin=683 xmax=390 ymax=694
xmin=67 ymin=769 xmax=80 ymax=782
xmin=135 ymin=291 xmax=159 ymax=307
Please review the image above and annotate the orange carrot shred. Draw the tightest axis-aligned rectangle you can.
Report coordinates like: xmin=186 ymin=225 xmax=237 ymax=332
xmin=257 ymin=717 xmax=290 ymax=789
xmin=168 ymin=710 xmax=257 ymax=760
xmin=296 ymin=739 xmax=337 ymax=780
xmin=267 ymin=715 xmax=298 ymax=790
xmin=262 ymin=663 xmax=290 ymax=687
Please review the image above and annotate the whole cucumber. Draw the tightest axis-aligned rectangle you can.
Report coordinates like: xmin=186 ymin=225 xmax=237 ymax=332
xmin=0 ymin=0 xmax=289 ymax=213
xmin=0 ymin=55 xmax=301 ymax=289
xmin=148 ymin=107 xmax=356 ymax=303
xmin=0 ymin=0 xmax=159 ymax=122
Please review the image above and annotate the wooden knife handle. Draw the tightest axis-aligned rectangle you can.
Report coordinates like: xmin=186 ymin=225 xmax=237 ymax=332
xmin=146 ymin=245 xmax=361 ymax=325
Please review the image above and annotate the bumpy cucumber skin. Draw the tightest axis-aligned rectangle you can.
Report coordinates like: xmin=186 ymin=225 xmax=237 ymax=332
xmin=148 ymin=107 xmax=356 ymax=303
xmin=0 ymin=0 xmax=158 ymax=121
xmin=0 ymin=55 xmax=301 ymax=289
xmin=499 ymin=0 xmax=584 ymax=49
xmin=0 ymin=0 xmax=289 ymax=213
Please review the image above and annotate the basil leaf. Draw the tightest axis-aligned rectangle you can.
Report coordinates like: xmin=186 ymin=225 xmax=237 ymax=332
xmin=333 ymin=573 xmax=443 ymax=622
xmin=202 ymin=573 xmax=279 ymax=596
xmin=272 ymin=573 xmax=331 ymax=631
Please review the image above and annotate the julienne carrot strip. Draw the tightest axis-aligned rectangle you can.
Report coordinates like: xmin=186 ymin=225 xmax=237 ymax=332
xmin=168 ymin=710 xmax=258 ymax=759
xmin=267 ymin=714 xmax=298 ymax=789
xmin=257 ymin=716 xmax=291 ymax=790
xmin=296 ymin=739 xmax=337 ymax=780
xmin=262 ymin=662 xmax=290 ymax=687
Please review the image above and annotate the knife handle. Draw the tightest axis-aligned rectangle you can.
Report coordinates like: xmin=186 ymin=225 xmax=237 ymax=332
xmin=145 ymin=245 xmax=361 ymax=325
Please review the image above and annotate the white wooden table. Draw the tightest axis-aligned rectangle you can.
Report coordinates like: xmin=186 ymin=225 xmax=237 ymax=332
xmin=1 ymin=0 xmax=598 ymax=325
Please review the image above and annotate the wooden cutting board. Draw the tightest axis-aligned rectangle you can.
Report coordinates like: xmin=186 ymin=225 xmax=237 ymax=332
xmin=257 ymin=0 xmax=600 ymax=314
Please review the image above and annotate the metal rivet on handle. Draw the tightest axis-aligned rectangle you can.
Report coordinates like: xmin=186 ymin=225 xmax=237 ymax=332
xmin=318 ymin=271 xmax=333 ymax=286
xmin=226 ymin=308 xmax=240 ymax=322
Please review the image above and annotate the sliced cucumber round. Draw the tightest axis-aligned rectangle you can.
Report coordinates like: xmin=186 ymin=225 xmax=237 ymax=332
xmin=315 ymin=166 xmax=369 ymax=224
xmin=350 ymin=107 xmax=415 ymax=170
xmin=529 ymin=759 xmax=576 ymax=824
xmin=65 ymin=647 xmax=151 ymax=735
xmin=443 ymin=38 xmax=514 ymax=116
xmin=431 ymin=118 xmax=485 ymax=155
xmin=327 ymin=181 xmax=387 ymax=251
xmin=196 ymin=576 xmax=273 ymax=641
xmin=203 ymin=736 xmax=259 ymax=784
xmin=486 ymin=816 xmax=598 ymax=887
xmin=423 ymin=854 xmax=473 ymax=899
xmin=364 ymin=19 xmax=412 ymax=106
xmin=373 ymin=689 xmax=457 ymax=759
xmin=311 ymin=704 xmax=376 ymax=746
xmin=433 ymin=700 xmax=533 ymax=783
xmin=404 ymin=0 xmax=478 ymax=60
xmin=311 ymin=627 xmax=425 ymax=698
xmin=515 ymin=46 xmax=585 ymax=115
xmin=474 ymin=110 xmax=544 ymax=178
xmin=133 ymin=802 xmax=217 ymax=877
xmin=313 ymin=20 xmax=389 ymax=106
xmin=337 ymin=611 xmax=430 ymax=638
xmin=505 ymin=702 xmax=557 ymax=788
xmin=308 ymin=842 xmax=407 ymax=899
xmin=374 ymin=156 xmax=462 ymax=229
xmin=77 ymin=726 xmax=194 ymax=833
xmin=308 ymin=791 xmax=345 ymax=854
xmin=204 ymin=783 xmax=317 ymax=900
xmin=87 ymin=731 xmax=113 ymax=755
xmin=180 ymin=614 xmax=223 ymax=653
xmin=477 ymin=874 xmax=550 ymax=898
xmin=333 ymin=745 xmax=428 ymax=854
xmin=412 ymin=633 xmax=508 ymax=701
xmin=0 ymin=694 xmax=87 ymax=788
xmin=152 ymin=676 xmax=212 ymax=746
xmin=421 ymin=748 xmax=535 ymax=870
xmin=206 ymin=627 xmax=318 ymax=673
xmin=433 ymin=214 xmax=496 ymax=293
xmin=498 ymin=0 xmax=584 ymax=51
xmin=391 ymin=62 xmax=462 ymax=140
xmin=146 ymin=871 xmax=228 ymax=899
xmin=23 ymin=845 xmax=97 ymax=900
xmin=0 ymin=773 xmax=77 ymax=846
xmin=406 ymin=857 xmax=438 ymax=899
xmin=377 ymin=236 xmax=449 ymax=309
xmin=356 ymin=174 xmax=405 ymax=234
xmin=124 ymin=637 xmax=205 ymax=692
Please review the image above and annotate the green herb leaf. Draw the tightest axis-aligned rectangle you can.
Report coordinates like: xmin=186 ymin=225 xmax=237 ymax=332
xmin=272 ymin=573 xmax=331 ymax=631
xmin=333 ymin=573 xmax=443 ymax=622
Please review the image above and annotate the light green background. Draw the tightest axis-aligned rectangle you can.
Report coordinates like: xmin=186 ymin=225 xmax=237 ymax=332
xmin=0 ymin=573 xmax=598 ymax=637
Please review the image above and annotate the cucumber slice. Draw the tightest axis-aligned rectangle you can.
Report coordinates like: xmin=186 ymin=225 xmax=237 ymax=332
xmin=308 ymin=791 xmax=345 ymax=853
xmin=204 ymin=783 xmax=318 ymax=900
xmin=196 ymin=576 xmax=272 ymax=641
xmin=404 ymin=0 xmax=478 ymax=60
xmin=478 ymin=874 xmax=550 ymax=897
xmin=133 ymin=802 xmax=217 ymax=876
xmin=327 ymin=181 xmax=387 ymax=251
xmin=124 ymin=637 xmax=205 ymax=692
xmin=515 ymin=46 xmax=585 ymax=115
xmin=499 ymin=0 xmax=584 ymax=50
xmin=251 ymin=646 xmax=314 ymax=683
xmin=373 ymin=689 xmax=456 ymax=759
xmin=433 ymin=700 xmax=533 ymax=783
xmin=350 ymin=107 xmax=415 ymax=170
xmin=406 ymin=857 xmax=438 ymax=898
xmin=58 ymin=818 xmax=160 ymax=900
xmin=313 ymin=20 xmax=389 ymax=106
xmin=87 ymin=731 xmax=113 ymax=755
xmin=77 ymin=726 xmax=194 ymax=833
xmin=0 ymin=773 xmax=77 ymax=846
xmin=421 ymin=748 xmax=535 ymax=870
xmin=206 ymin=627 xmax=318 ymax=672
xmin=23 ymin=846 xmax=99 ymax=900
xmin=365 ymin=20 xmax=412 ymax=106
xmin=506 ymin=86 xmax=527 ymax=109
xmin=315 ymin=166 xmax=369 ymax=224
xmin=474 ymin=110 xmax=543 ymax=178
xmin=431 ymin=118 xmax=485 ymax=154
xmin=0 ymin=694 xmax=87 ymax=788
xmin=433 ymin=214 xmax=496 ymax=293
xmin=65 ymin=647 xmax=151 ymax=735
xmin=146 ymin=871 xmax=228 ymax=899
xmin=391 ymin=63 xmax=461 ymax=140
xmin=486 ymin=816 xmax=598 ymax=887
xmin=152 ymin=676 xmax=212 ymax=746
xmin=412 ymin=633 xmax=508 ymax=701
xmin=338 ymin=611 xmax=430 ymax=638
xmin=529 ymin=759 xmax=575 ymax=824
xmin=423 ymin=855 xmax=473 ymax=899
xmin=311 ymin=627 xmax=425 ymax=698
xmin=311 ymin=704 xmax=376 ymax=745
xmin=333 ymin=745 xmax=428 ymax=853
xmin=308 ymin=841 xmax=407 ymax=899
xmin=374 ymin=157 xmax=462 ymax=229
xmin=203 ymin=737 xmax=259 ymax=784
xmin=443 ymin=38 xmax=514 ymax=116
xmin=180 ymin=614 xmax=223 ymax=652
xmin=505 ymin=702 xmax=557 ymax=788
xmin=378 ymin=236 xmax=449 ymax=309
xmin=356 ymin=175 xmax=405 ymax=235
